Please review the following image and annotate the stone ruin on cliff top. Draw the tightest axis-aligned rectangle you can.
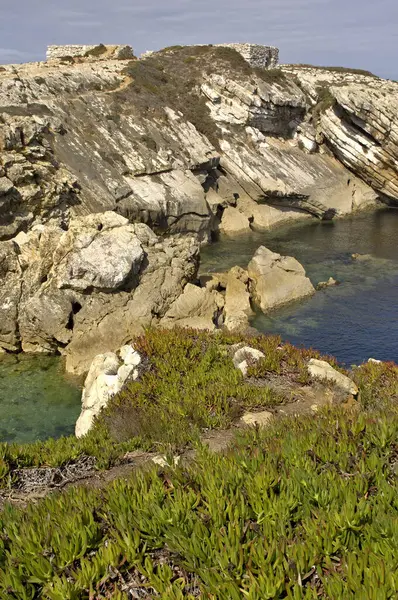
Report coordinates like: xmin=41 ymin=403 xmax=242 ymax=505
xmin=46 ymin=43 xmax=280 ymax=69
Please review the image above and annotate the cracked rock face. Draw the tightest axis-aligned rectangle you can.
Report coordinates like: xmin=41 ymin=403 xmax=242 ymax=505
xmin=0 ymin=211 xmax=200 ymax=374
xmin=248 ymin=246 xmax=315 ymax=313
xmin=1 ymin=46 xmax=393 ymax=246
xmin=55 ymin=212 xmax=144 ymax=291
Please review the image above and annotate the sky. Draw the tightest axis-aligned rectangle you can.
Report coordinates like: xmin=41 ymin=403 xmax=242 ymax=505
xmin=0 ymin=0 xmax=397 ymax=79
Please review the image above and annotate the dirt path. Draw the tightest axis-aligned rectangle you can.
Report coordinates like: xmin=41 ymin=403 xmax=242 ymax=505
xmin=0 ymin=378 xmax=355 ymax=508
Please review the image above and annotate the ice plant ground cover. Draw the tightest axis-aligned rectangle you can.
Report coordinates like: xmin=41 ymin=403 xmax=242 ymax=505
xmin=0 ymin=329 xmax=397 ymax=598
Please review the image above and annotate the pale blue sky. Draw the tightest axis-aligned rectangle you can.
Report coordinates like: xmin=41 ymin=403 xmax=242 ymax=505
xmin=0 ymin=0 xmax=397 ymax=79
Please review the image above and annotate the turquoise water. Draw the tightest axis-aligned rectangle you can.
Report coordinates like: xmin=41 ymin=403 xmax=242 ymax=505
xmin=2 ymin=208 xmax=398 ymax=444
xmin=200 ymin=209 xmax=398 ymax=366
xmin=0 ymin=354 xmax=81 ymax=443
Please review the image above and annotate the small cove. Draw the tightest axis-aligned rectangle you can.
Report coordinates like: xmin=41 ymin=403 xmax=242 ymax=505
xmin=200 ymin=208 xmax=398 ymax=366
xmin=1 ymin=208 xmax=398 ymax=444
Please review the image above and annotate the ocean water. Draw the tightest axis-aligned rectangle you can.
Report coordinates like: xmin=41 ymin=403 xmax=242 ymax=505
xmin=200 ymin=208 xmax=398 ymax=366
xmin=2 ymin=208 xmax=398 ymax=444
xmin=0 ymin=353 xmax=81 ymax=443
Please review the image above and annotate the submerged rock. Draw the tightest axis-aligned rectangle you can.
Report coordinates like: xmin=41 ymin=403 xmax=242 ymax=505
xmin=248 ymin=246 xmax=315 ymax=313
xmin=316 ymin=276 xmax=339 ymax=290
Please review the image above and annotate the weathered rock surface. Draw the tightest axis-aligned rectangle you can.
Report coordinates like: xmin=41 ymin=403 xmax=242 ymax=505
xmin=219 ymin=206 xmax=251 ymax=235
xmin=76 ymin=344 xmax=142 ymax=437
xmin=307 ymin=359 xmax=358 ymax=396
xmin=0 ymin=45 xmax=392 ymax=246
xmin=248 ymin=246 xmax=315 ymax=313
xmin=0 ymin=241 xmax=22 ymax=350
xmin=282 ymin=65 xmax=398 ymax=204
xmin=224 ymin=266 xmax=253 ymax=331
xmin=0 ymin=211 xmax=200 ymax=373
xmin=233 ymin=346 xmax=265 ymax=376
xmin=160 ymin=283 xmax=224 ymax=331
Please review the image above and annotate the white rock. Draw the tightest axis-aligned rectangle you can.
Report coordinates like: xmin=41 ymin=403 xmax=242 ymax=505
xmin=120 ymin=344 xmax=142 ymax=366
xmin=241 ymin=411 xmax=273 ymax=427
xmin=152 ymin=455 xmax=181 ymax=467
xmin=368 ymin=358 xmax=382 ymax=364
xmin=233 ymin=346 xmax=265 ymax=376
xmin=117 ymin=364 xmax=139 ymax=387
xmin=75 ymin=351 xmax=121 ymax=438
xmin=308 ymin=359 xmax=358 ymax=395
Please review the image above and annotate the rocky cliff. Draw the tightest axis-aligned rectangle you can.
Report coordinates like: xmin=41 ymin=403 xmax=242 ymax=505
xmin=1 ymin=44 xmax=397 ymax=367
xmin=1 ymin=44 xmax=397 ymax=244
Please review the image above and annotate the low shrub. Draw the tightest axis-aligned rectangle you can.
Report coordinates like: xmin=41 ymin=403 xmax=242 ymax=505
xmin=312 ymin=85 xmax=336 ymax=123
xmin=1 ymin=329 xmax=396 ymax=485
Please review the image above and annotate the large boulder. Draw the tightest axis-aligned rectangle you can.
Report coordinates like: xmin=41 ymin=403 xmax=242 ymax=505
xmin=219 ymin=206 xmax=251 ymax=235
xmin=248 ymin=246 xmax=315 ymax=313
xmin=55 ymin=212 xmax=144 ymax=291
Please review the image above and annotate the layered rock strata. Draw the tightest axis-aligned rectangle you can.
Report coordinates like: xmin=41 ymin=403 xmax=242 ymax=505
xmin=1 ymin=45 xmax=393 ymax=246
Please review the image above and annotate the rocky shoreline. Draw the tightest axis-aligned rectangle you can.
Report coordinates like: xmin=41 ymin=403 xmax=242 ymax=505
xmin=1 ymin=42 xmax=398 ymax=438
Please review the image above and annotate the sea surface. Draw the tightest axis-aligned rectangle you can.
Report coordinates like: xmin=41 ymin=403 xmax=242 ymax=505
xmin=201 ymin=208 xmax=398 ymax=366
xmin=0 ymin=354 xmax=81 ymax=443
xmin=2 ymin=208 xmax=398 ymax=444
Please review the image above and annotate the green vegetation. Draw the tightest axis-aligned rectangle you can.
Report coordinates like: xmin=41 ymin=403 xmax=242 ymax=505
xmin=1 ymin=330 xmax=398 ymax=597
xmin=114 ymin=46 xmax=289 ymax=149
xmin=1 ymin=400 xmax=398 ymax=598
xmin=312 ymin=85 xmax=336 ymax=123
xmin=1 ymin=329 xmax=396 ymax=481
xmin=0 ymin=329 xmax=312 ymax=481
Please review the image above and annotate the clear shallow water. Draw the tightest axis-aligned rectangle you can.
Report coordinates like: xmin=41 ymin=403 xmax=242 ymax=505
xmin=200 ymin=209 xmax=398 ymax=366
xmin=0 ymin=354 xmax=81 ymax=443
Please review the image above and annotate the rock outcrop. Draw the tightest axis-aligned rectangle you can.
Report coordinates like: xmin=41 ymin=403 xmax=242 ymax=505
xmin=160 ymin=283 xmax=224 ymax=331
xmin=248 ymin=246 xmax=315 ymax=313
xmin=0 ymin=211 xmax=200 ymax=373
xmin=1 ymin=44 xmax=393 ymax=246
xmin=1 ymin=44 xmax=397 ymax=374
xmin=282 ymin=65 xmax=398 ymax=204
xmin=224 ymin=267 xmax=253 ymax=331
xmin=307 ymin=358 xmax=358 ymax=396
xmin=75 ymin=344 xmax=142 ymax=438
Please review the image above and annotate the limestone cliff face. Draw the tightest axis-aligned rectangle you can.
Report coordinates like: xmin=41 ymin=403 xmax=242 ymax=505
xmin=1 ymin=45 xmax=398 ymax=367
xmin=1 ymin=45 xmax=396 ymax=245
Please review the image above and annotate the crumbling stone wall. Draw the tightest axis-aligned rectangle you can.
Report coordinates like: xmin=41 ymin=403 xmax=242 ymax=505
xmin=46 ymin=44 xmax=134 ymax=61
xmin=216 ymin=43 xmax=279 ymax=69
